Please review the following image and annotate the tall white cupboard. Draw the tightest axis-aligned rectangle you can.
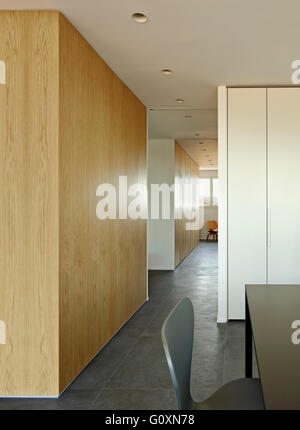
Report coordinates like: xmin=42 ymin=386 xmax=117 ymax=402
xmin=228 ymin=88 xmax=300 ymax=319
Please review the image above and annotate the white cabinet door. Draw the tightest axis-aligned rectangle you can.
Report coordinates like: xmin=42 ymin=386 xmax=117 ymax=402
xmin=228 ymin=88 xmax=267 ymax=319
xmin=267 ymin=88 xmax=300 ymax=284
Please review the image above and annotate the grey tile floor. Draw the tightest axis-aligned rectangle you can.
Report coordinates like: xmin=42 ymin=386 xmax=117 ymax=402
xmin=0 ymin=241 xmax=251 ymax=410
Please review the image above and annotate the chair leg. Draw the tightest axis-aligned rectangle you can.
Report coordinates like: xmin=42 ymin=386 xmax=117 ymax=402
xmin=206 ymin=232 xmax=210 ymax=241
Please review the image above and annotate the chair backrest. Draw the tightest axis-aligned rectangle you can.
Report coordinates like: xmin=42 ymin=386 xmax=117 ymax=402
xmin=161 ymin=298 xmax=194 ymax=410
xmin=207 ymin=220 xmax=218 ymax=230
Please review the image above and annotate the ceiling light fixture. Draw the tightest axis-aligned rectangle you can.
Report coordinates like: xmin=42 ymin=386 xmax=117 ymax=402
xmin=131 ymin=13 xmax=149 ymax=23
xmin=184 ymin=115 xmax=192 ymax=118
xmin=195 ymin=133 xmax=201 ymax=136
xmin=161 ymin=69 xmax=173 ymax=75
xmin=176 ymin=98 xmax=184 ymax=103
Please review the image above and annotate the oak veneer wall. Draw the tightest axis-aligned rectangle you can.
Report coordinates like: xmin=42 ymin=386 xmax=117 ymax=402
xmin=0 ymin=11 xmax=59 ymax=397
xmin=58 ymin=14 xmax=147 ymax=392
xmin=175 ymin=143 xmax=200 ymax=267
xmin=0 ymin=11 xmax=147 ymax=396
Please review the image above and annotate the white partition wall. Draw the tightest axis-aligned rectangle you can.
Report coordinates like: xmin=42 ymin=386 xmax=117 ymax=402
xmin=267 ymin=88 xmax=300 ymax=284
xmin=147 ymin=139 xmax=175 ymax=270
xmin=217 ymin=86 xmax=228 ymax=323
xmin=223 ymin=87 xmax=300 ymax=320
xmin=227 ymin=88 xmax=267 ymax=319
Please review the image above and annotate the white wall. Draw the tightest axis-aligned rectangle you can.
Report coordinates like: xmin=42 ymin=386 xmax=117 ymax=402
xmin=147 ymin=139 xmax=175 ymax=270
xmin=217 ymin=86 xmax=228 ymax=323
xmin=199 ymin=170 xmax=218 ymax=240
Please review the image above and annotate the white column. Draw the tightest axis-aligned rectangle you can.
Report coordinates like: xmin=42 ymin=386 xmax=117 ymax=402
xmin=217 ymin=86 xmax=228 ymax=323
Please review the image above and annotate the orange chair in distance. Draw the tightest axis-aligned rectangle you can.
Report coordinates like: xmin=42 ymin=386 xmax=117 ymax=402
xmin=206 ymin=220 xmax=218 ymax=241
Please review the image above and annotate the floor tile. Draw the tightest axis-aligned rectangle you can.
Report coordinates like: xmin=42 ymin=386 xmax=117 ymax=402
xmin=0 ymin=390 xmax=99 ymax=410
xmin=69 ymin=327 xmax=141 ymax=390
xmin=108 ymin=336 xmax=173 ymax=389
xmin=91 ymin=389 xmax=177 ymax=410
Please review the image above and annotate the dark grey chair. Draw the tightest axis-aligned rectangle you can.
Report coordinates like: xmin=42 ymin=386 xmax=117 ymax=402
xmin=161 ymin=298 xmax=264 ymax=410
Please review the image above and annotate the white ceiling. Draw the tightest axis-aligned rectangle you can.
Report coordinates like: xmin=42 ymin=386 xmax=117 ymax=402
xmin=0 ymin=0 xmax=53 ymax=8
xmin=148 ymin=109 xmax=217 ymax=140
xmin=2 ymin=0 xmax=300 ymax=109
xmin=148 ymin=109 xmax=218 ymax=169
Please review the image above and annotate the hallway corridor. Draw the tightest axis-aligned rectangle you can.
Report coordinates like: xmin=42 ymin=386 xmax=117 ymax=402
xmin=0 ymin=242 xmax=246 ymax=410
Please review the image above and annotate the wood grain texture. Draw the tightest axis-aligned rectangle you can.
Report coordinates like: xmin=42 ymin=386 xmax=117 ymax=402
xmin=175 ymin=143 xmax=200 ymax=267
xmin=0 ymin=10 xmax=147 ymax=396
xmin=0 ymin=11 xmax=60 ymax=396
xmin=58 ymin=14 xmax=147 ymax=392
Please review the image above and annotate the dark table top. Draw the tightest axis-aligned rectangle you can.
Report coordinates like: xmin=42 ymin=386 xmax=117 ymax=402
xmin=246 ymin=284 xmax=300 ymax=410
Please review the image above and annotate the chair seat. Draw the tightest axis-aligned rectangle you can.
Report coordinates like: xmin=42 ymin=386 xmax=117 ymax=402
xmin=193 ymin=378 xmax=264 ymax=410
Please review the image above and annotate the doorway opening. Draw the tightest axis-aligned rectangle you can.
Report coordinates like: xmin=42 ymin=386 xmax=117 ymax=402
xmin=147 ymin=107 xmax=219 ymax=316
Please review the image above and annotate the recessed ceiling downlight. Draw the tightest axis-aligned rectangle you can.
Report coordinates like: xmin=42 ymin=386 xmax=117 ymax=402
xmin=184 ymin=115 xmax=192 ymax=118
xmin=176 ymin=98 xmax=184 ymax=103
xmin=132 ymin=13 xmax=149 ymax=23
xmin=161 ymin=69 xmax=173 ymax=75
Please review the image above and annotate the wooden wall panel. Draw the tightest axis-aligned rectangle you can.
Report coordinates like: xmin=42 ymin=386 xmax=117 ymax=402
xmin=0 ymin=10 xmax=147 ymax=396
xmin=0 ymin=11 xmax=59 ymax=396
xmin=175 ymin=143 xmax=200 ymax=267
xmin=58 ymin=15 xmax=147 ymax=392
